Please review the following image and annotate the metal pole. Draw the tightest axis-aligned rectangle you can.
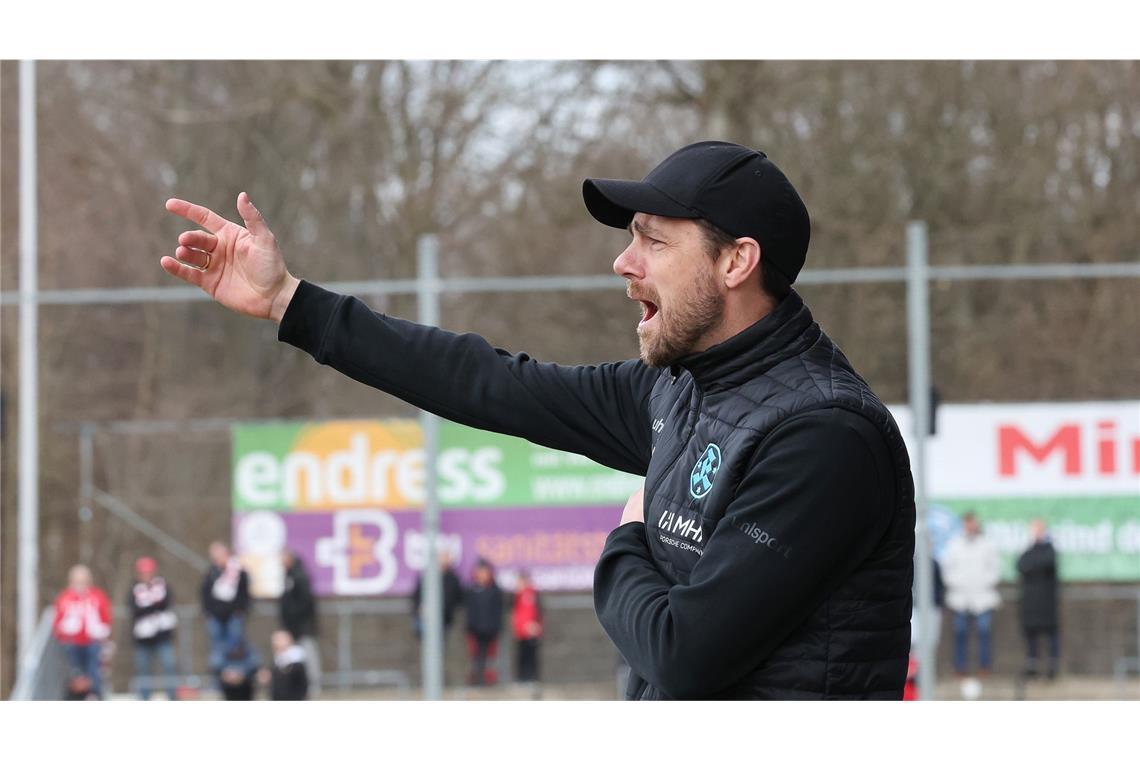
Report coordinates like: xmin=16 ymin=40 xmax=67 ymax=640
xmin=17 ymin=59 xmax=40 ymax=668
xmin=337 ymin=607 xmax=351 ymax=692
xmin=907 ymin=220 xmax=937 ymax=699
xmin=417 ymin=234 xmax=444 ymax=700
xmin=79 ymin=426 xmax=94 ymax=563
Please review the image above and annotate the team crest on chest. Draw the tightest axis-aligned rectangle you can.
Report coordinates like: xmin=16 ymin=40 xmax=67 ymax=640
xmin=689 ymin=443 xmax=722 ymax=499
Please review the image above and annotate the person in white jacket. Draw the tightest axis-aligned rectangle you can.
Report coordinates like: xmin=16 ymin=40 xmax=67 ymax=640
xmin=941 ymin=513 xmax=1002 ymax=679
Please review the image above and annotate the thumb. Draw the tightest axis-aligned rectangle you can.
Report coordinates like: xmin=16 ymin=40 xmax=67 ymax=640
xmin=236 ymin=191 xmax=272 ymax=238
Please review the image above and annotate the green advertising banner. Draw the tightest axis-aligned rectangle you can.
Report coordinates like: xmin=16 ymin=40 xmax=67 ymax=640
xmin=936 ymin=497 xmax=1140 ymax=582
xmin=232 ymin=418 xmax=642 ymax=513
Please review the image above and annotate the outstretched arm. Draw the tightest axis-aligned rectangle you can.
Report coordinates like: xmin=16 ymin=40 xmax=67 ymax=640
xmin=280 ymin=281 xmax=656 ymax=474
xmin=161 ymin=195 xmax=655 ymax=474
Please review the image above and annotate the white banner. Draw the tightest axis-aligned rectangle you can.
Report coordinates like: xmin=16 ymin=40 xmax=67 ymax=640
xmin=889 ymin=400 xmax=1140 ymax=498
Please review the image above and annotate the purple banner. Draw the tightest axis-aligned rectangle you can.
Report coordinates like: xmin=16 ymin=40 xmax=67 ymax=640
xmin=235 ymin=505 xmax=622 ymax=597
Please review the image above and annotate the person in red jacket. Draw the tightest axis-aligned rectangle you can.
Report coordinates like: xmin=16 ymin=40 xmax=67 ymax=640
xmin=53 ymin=564 xmax=112 ymax=699
xmin=511 ymin=569 xmax=544 ymax=684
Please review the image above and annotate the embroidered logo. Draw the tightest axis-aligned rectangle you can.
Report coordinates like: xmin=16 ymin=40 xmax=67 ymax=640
xmin=689 ymin=443 xmax=722 ymax=499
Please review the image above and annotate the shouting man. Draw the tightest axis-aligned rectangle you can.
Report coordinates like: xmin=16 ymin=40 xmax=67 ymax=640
xmin=162 ymin=141 xmax=915 ymax=699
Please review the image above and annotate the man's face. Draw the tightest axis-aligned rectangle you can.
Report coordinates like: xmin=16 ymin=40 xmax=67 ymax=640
xmin=69 ymin=567 xmax=91 ymax=593
xmin=271 ymin=631 xmax=293 ymax=654
xmin=613 ymin=213 xmax=726 ymax=367
xmin=964 ymin=516 xmax=980 ymax=537
xmin=209 ymin=542 xmax=229 ymax=566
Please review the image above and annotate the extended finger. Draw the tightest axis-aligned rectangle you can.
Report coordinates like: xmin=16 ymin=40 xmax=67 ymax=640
xmin=165 ymin=197 xmax=230 ymax=234
xmin=160 ymin=255 xmax=206 ymax=288
xmin=236 ymin=191 xmax=271 ymax=237
xmin=174 ymin=246 xmax=211 ymax=270
xmin=178 ymin=230 xmax=218 ymax=252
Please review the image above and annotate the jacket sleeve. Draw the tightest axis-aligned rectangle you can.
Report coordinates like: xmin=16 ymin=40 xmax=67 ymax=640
xmin=278 ymin=280 xmax=656 ymax=475
xmin=593 ymin=408 xmax=899 ymax=699
xmin=236 ymin=571 xmax=251 ymax=614
xmin=1016 ymin=548 xmax=1033 ymax=575
xmin=99 ymin=590 xmax=113 ymax=630
xmin=982 ymin=542 xmax=1003 ymax=588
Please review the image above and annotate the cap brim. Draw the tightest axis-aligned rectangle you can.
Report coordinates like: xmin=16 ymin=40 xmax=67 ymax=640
xmin=582 ymin=178 xmax=698 ymax=229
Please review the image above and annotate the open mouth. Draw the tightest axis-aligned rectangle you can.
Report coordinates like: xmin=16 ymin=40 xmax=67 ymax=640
xmin=638 ymin=299 xmax=659 ymax=326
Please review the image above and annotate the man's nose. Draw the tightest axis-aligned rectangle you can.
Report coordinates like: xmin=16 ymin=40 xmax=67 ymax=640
xmin=613 ymin=242 xmax=642 ymax=279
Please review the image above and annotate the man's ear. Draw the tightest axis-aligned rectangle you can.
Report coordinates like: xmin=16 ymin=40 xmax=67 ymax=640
xmin=722 ymin=237 xmax=761 ymax=289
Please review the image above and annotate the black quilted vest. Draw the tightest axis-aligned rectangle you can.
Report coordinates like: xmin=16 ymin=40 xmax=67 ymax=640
xmin=630 ymin=290 xmax=915 ymax=700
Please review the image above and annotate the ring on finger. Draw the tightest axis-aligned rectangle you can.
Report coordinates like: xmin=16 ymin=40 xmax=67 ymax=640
xmin=181 ymin=251 xmax=211 ymax=272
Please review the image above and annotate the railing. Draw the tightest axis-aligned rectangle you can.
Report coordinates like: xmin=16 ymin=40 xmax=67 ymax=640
xmin=10 ymin=609 xmax=65 ymax=700
xmin=14 ymin=587 xmax=1135 ymax=699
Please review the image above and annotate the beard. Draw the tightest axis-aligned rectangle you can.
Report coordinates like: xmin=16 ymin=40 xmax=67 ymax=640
xmin=634 ymin=267 xmax=725 ymax=368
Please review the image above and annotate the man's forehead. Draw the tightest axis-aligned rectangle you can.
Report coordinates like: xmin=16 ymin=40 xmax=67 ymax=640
xmin=630 ymin=212 xmax=691 ymax=236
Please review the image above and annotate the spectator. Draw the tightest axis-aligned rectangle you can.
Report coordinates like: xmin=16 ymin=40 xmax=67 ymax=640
xmin=279 ymin=549 xmax=320 ymax=695
xmin=200 ymin=541 xmax=250 ymax=674
xmin=129 ymin=556 xmax=179 ymax=700
xmin=412 ymin=550 xmax=464 ymax=641
xmin=1017 ymin=518 xmax=1060 ymax=680
xmin=464 ymin=558 xmax=503 ymax=686
xmin=511 ymin=569 xmax=544 ymax=684
xmin=258 ymin=630 xmax=309 ymax=700
xmin=53 ymin=564 xmax=112 ymax=699
xmin=216 ymin=638 xmax=260 ymax=701
xmin=942 ymin=512 xmax=1001 ymax=690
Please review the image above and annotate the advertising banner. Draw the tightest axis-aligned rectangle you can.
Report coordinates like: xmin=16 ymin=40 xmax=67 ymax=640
xmin=232 ymin=420 xmax=638 ymax=596
xmin=234 ymin=401 xmax=1139 ymax=596
xmin=891 ymin=401 xmax=1140 ymax=582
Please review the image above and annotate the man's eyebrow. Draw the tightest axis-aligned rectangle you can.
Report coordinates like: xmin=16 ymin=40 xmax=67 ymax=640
xmin=630 ymin=220 xmax=665 ymax=239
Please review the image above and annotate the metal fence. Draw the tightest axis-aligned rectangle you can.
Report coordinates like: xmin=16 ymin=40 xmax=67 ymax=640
xmin=12 ymin=593 xmax=601 ymax=700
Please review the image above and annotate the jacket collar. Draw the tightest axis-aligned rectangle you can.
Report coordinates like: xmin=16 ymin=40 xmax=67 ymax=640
xmin=671 ymin=289 xmax=819 ymax=392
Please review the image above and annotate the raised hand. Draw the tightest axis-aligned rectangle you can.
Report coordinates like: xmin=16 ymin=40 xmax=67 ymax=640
xmin=161 ymin=192 xmax=299 ymax=323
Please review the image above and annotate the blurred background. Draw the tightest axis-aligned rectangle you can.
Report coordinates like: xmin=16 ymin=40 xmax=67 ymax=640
xmin=1 ymin=60 xmax=1137 ymax=701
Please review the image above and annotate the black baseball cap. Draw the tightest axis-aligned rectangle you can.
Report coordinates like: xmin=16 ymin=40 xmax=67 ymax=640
xmin=582 ymin=141 xmax=811 ymax=283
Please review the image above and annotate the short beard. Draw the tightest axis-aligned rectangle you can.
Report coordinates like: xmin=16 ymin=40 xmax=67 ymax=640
xmin=638 ymin=267 xmax=725 ymax=368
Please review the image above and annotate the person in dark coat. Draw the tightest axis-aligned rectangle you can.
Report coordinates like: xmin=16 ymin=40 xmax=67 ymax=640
xmin=1017 ymin=519 xmax=1060 ymax=679
xmin=464 ymin=558 xmax=504 ymax=686
xmin=257 ymin=630 xmax=309 ymax=700
xmin=279 ymin=549 xmax=320 ymax=694
xmin=412 ymin=550 xmax=464 ymax=640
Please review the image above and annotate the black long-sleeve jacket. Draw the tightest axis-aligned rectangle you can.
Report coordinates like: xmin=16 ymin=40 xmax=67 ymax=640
xmin=1017 ymin=541 xmax=1059 ymax=630
xmin=279 ymin=280 xmax=915 ymax=699
xmin=128 ymin=577 xmax=177 ymax=645
xmin=200 ymin=563 xmax=251 ymax=622
xmin=280 ymin=561 xmax=318 ymax=638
